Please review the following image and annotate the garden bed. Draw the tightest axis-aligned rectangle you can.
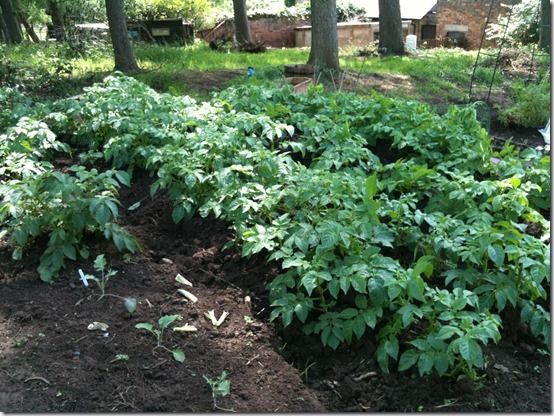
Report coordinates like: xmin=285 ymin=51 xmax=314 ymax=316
xmin=0 ymin=75 xmax=550 ymax=412
xmin=0 ymin=175 xmax=550 ymax=412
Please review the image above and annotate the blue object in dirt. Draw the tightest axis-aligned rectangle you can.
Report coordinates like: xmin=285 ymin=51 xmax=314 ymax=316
xmin=247 ymin=67 xmax=255 ymax=77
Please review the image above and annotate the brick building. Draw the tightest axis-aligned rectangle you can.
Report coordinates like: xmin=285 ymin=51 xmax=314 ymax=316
xmin=197 ymin=16 xmax=309 ymax=47
xmin=434 ymin=0 xmax=512 ymax=48
xmin=198 ymin=0 xmax=514 ymax=50
xmin=364 ymin=0 xmax=513 ymax=49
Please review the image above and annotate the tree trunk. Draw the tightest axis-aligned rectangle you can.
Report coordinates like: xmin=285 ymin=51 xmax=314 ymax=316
xmin=47 ymin=0 xmax=65 ymax=41
xmin=378 ymin=0 xmax=404 ymax=55
xmin=232 ymin=0 xmax=251 ymax=45
xmin=19 ymin=13 xmax=39 ymax=42
xmin=307 ymin=0 xmax=339 ymax=72
xmin=0 ymin=11 xmax=10 ymax=42
xmin=0 ymin=0 xmax=22 ymax=43
xmin=539 ymin=0 xmax=550 ymax=51
xmin=105 ymin=0 xmax=139 ymax=73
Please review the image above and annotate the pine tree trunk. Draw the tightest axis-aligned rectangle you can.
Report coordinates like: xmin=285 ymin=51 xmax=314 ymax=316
xmin=307 ymin=0 xmax=339 ymax=72
xmin=47 ymin=0 xmax=65 ymax=41
xmin=539 ymin=0 xmax=550 ymax=51
xmin=105 ymin=0 xmax=139 ymax=73
xmin=378 ymin=0 xmax=404 ymax=55
xmin=232 ymin=0 xmax=251 ymax=45
xmin=19 ymin=13 xmax=39 ymax=42
xmin=0 ymin=0 xmax=22 ymax=43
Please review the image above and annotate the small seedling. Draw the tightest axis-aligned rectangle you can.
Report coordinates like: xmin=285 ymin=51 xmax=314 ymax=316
xmin=299 ymin=359 xmax=317 ymax=382
xmin=78 ymin=254 xmax=137 ymax=315
xmin=88 ymin=254 xmax=117 ymax=299
xmin=135 ymin=314 xmax=185 ymax=362
xmin=203 ymin=371 xmax=233 ymax=411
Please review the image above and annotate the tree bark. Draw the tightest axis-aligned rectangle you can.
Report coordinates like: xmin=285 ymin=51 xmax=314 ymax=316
xmin=105 ymin=0 xmax=139 ymax=73
xmin=378 ymin=0 xmax=404 ymax=55
xmin=307 ymin=0 xmax=339 ymax=72
xmin=47 ymin=0 xmax=65 ymax=41
xmin=232 ymin=0 xmax=251 ymax=45
xmin=19 ymin=13 xmax=39 ymax=42
xmin=0 ymin=11 xmax=10 ymax=42
xmin=539 ymin=0 xmax=550 ymax=51
xmin=0 ymin=0 xmax=22 ymax=43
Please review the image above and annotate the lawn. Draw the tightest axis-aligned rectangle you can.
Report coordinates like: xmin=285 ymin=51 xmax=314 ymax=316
xmin=1 ymin=41 xmax=512 ymax=102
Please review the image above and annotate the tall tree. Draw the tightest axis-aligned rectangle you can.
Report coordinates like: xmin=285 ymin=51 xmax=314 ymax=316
xmin=232 ymin=0 xmax=251 ymax=45
xmin=307 ymin=0 xmax=339 ymax=72
xmin=47 ymin=0 xmax=65 ymax=40
xmin=539 ymin=0 xmax=550 ymax=51
xmin=105 ymin=0 xmax=139 ymax=73
xmin=378 ymin=0 xmax=403 ymax=55
xmin=0 ymin=0 xmax=22 ymax=43
xmin=0 ymin=11 xmax=10 ymax=42
xmin=18 ymin=12 xmax=39 ymax=42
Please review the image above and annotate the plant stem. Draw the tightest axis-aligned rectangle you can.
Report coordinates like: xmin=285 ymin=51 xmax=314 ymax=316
xmin=98 ymin=293 xmax=125 ymax=300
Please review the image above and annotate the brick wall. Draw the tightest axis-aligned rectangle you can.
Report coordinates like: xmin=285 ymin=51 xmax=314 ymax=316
xmin=435 ymin=0 xmax=512 ymax=49
xmin=197 ymin=16 xmax=309 ymax=47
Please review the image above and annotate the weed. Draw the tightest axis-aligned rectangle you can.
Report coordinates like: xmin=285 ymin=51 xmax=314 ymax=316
xmin=299 ymin=359 xmax=317 ymax=382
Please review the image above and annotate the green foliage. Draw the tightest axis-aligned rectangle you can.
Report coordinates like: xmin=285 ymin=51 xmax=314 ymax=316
xmin=499 ymin=79 xmax=550 ymax=127
xmin=135 ymin=314 xmax=185 ymax=362
xmin=84 ymin=254 xmax=118 ymax=298
xmin=0 ymin=44 xmax=75 ymax=95
xmin=0 ymin=164 xmax=138 ymax=281
xmin=0 ymin=88 xmax=33 ymax=132
xmin=204 ymin=371 xmax=232 ymax=411
xmin=487 ymin=0 xmax=541 ymax=46
xmin=1 ymin=75 xmax=549 ymax=381
xmin=336 ymin=0 xmax=370 ymax=22
xmin=204 ymin=371 xmax=231 ymax=398
xmin=126 ymin=0 xmax=211 ymax=30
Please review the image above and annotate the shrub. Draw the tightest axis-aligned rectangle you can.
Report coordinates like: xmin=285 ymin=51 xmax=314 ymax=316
xmin=126 ymin=0 xmax=211 ymax=30
xmin=499 ymin=79 xmax=550 ymax=127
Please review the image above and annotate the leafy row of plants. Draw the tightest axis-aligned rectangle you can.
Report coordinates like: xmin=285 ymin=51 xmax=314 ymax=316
xmin=0 ymin=75 xmax=549 ymax=381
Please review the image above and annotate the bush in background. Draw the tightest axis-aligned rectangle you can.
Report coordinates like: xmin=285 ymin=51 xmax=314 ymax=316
xmin=499 ymin=78 xmax=550 ymax=127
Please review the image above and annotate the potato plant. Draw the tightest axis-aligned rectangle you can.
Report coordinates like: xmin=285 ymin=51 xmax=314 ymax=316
xmin=0 ymin=76 xmax=549 ymax=380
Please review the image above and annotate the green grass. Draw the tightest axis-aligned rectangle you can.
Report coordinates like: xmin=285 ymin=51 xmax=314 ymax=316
xmin=75 ymin=43 xmax=512 ymax=103
xmin=0 ymin=40 xmax=536 ymax=104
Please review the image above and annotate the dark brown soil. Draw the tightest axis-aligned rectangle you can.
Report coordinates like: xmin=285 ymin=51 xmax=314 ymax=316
xmin=170 ymin=70 xmax=244 ymax=95
xmin=490 ymin=118 xmax=548 ymax=149
xmin=0 ymin=172 xmax=551 ymax=412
